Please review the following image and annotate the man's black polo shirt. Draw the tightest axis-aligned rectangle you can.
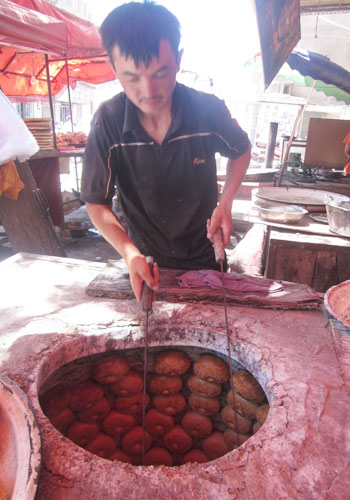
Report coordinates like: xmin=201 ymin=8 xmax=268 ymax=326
xmin=81 ymin=83 xmax=250 ymax=269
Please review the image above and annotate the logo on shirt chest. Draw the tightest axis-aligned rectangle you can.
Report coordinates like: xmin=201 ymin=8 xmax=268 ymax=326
xmin=193 ymin=157 xmax=206 ymax=166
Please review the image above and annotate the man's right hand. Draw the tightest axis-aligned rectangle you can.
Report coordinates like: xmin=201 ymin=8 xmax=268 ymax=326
xmin=126 ymin=254 xmax=159 ymax=302
xmin=85 ymin=203 xmax=159 ymax=302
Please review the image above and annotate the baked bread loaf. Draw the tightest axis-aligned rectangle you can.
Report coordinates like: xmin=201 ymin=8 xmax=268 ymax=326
xmin=69 ymin=380 xmax=103 ymax=412
xmin=67 ymin=421 xmax=99 ymax=447
xmin=193 ymin=354 xmax=229 ymax=384
xmin=110 ymin=371 xmax=143 ymax=396
xmin=152 ymin=393 xmax=186 ymax=415
xmin=202 ymin=431 xmax=230 ymax=460
xmin=187 ymin=375 xmax=221 ymax=398
xmin=51 ymin=407 xmax=75 ymax=434
xmin=144 ymin=447 xmax=173 ymax=466
xmin=85 ymin=432 xmax=116 ymax=458
xmin=154 ymin=350 xmax=191 ymax=376
xmin=121 ymin=425 xmax=152 ymax=456
xmin=163 ymin=425 xmax=193 ymax=454
xmin=145 ymin=408 xmax=174 ymax=436
xmin=181 ymin=449 xmax=208 ymax=464
xmin=232 ymin=370 xmax=265 ymax=404
xmin=108 ymin=448 xmax=132 ymax=463
xmin=227 ymin=389 xmax=258 ymax=419
xmin=223 ymin=429 xmax=250 ymax=450
xmin=188 ymin=393 xmax=220 ymax=417
xmin=148 ymin=374 xmax=183 ymax=395
xmin=93 ymin=355 xmax=130 ymax=384
xmin=40 ymin=384 xmax=71 ymax=419
xmin=102 ymin=410 xmax=135 ymax=437
xmin=114 ymin=392 xmax=150 ymax=415
xmin=221 ymin=405 xmax=252 ymax=434
xmin=256 ymin=403 xmax=269 ymax=425
xmin=181 ymin=411 xmax=212 ymax=439
xmin=77 ymin=397 xmax=111 ymax=423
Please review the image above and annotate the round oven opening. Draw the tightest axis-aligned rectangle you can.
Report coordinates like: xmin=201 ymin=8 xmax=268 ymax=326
xmin=38 ymin=346 xmax=269 ymax=467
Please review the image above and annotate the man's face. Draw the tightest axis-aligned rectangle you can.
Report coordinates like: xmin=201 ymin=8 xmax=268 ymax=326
xmin=112 ymin=40 xmax=182 ymax=116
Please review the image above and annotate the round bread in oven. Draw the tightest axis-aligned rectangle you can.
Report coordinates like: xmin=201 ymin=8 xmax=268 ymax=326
xmin=193 ymin=354 xmax=229 ymax=384
xmin=154 ymin=350 xmax=191 ymax=376
xmin=187 ymin=375 xmax=222 ymax=398
xmin=92 ymin=355 xmax=130 ymax=384
xmin=188 ymin=393 xmax=220 ymax=417
xmin=231 ymin=370 xmax=265 ymax=404
xmin=69 ymin=380 xmax=104 ymax=412
xmin=148 ymin=374 xmax=183 ymax=395
xmin=181 ymin=411 xmax=212 ymax=439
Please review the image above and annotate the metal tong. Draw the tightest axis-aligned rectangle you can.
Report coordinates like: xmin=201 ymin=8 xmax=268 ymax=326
xmin=141 ymin=256 xmax=154 ymax=465
xmin=212 ymin=229 xmax=237 ymax=416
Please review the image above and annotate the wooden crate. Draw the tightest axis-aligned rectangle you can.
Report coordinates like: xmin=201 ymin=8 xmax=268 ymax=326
xmin=265 ymin=229 xmax=350 ymax=292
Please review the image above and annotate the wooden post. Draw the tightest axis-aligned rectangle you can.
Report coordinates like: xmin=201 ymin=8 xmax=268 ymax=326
xmin=265 ymin=122 xmax=279 ymax=169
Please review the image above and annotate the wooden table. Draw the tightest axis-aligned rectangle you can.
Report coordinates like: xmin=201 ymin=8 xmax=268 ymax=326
xmin=231 ymin=199 xmax=350 ymax=292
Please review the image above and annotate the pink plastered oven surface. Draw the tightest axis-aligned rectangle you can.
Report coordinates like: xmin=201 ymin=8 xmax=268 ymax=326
xmin=0 ymin=253 xmax=350 ymax=500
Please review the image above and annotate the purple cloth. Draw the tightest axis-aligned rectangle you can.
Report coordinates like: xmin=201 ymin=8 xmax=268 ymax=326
xmin=176 ymin=270 xmax=283 ymax=293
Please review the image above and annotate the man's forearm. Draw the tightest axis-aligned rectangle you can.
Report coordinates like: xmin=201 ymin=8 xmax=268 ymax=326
xmin=219 ymin=146 xmax=251 ymax=209
xmin=85 ymin=202 xmax=142 ymax=263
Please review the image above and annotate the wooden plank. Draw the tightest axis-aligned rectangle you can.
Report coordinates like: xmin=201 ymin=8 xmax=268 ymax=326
xmin=86 ymin=260 xmax=321 ymax=310
xmin=312 ymin=251 xmax=338 ymax=292
xmin=0 ymin=161 xmax=65 ymax=256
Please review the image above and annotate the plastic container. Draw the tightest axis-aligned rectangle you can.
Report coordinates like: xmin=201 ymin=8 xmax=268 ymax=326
xmin=325 ymin=193 xmax=350 ymax=237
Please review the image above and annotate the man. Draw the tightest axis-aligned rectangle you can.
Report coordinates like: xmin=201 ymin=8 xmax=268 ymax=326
xmin=80 ymin=1 xmax=251 ymax=302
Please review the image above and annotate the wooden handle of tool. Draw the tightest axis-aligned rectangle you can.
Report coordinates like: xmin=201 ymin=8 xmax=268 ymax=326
xmin=142 ymin=256 xmax=154 ymax=312
xmin=212 ymin=228 xmax=225 ymax=264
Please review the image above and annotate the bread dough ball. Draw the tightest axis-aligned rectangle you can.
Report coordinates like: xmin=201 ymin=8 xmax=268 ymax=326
xmin=256 ymin=403 xmax=269 ymax=425
xmin=69 ymin=380 xmax=103 ymax=412
xmin=221 ymin=405 xmax=252 ymax=434
xmin=181 ymin=449 xmax=208 ymax=464
xmin=110 ymin=371 xmax=143 ymax=396
xmin=188 ymin=393 xmax=220 ymax=417
xmin=187 ymin=375 xmax=221 ymax=398
xmin=114 ymin=392 xmax=150 ymax=414
xmin=163 ymin=425 xmax=193 ymax=454
xmin=223 ymin=429 xmax=250 ymax=450
xmin=232 ymin=370 xmax=265 ymax=404
xmin=85 ymin=432 xmax=116 ymax=458
xmin=102 ymin=410 xmax=135 ymax=437
xmin=40 ymin=384 xmax=71 ymax=419
xmin=227 ymin=389 xmax=258 ymax=419
xmin=51 ymin=407 xmax=75 ymax=434
xmin=77 ymin=397 xmax=111 ymax=423
xmin=121 ymin=425 xmax=152 ymax=456
xmin=202 ymin=431 xmax=230 ymax=460
xmin=154 ymin=350 xmax=191 ymax=376
xmin=148 ymin=374 xmax=183 ymax=395
xmin=144 ymin=447 xmax=173 ymax=466
xmin=108 ymin=448 xmax=132 ymax=464
xmin=193 ymin=354 xmax=229 ymax=384
xmin=145 ymin=408 xmax=174 ymax=436
xmin=67 ymin=421 xmax=99 ymax=447
xmin=93 ymin=355 xmax=129 ymax=384
xmin=182 ymin=411 xmax=212 ymax=439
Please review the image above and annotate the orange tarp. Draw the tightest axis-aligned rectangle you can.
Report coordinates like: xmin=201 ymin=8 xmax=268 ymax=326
xmin=0 ymin=0 xmax=115 ymax=97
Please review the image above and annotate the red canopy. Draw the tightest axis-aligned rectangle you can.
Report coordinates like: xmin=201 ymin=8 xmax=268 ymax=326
xmin=0 ymin=0 xmax=115 ymax=97
xmin=0 ymin=0 xmax=67 ymax=54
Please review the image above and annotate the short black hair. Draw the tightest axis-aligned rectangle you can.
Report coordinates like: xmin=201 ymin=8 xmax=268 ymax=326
xmin=100 ymin=1 xmax=181 ymax=68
